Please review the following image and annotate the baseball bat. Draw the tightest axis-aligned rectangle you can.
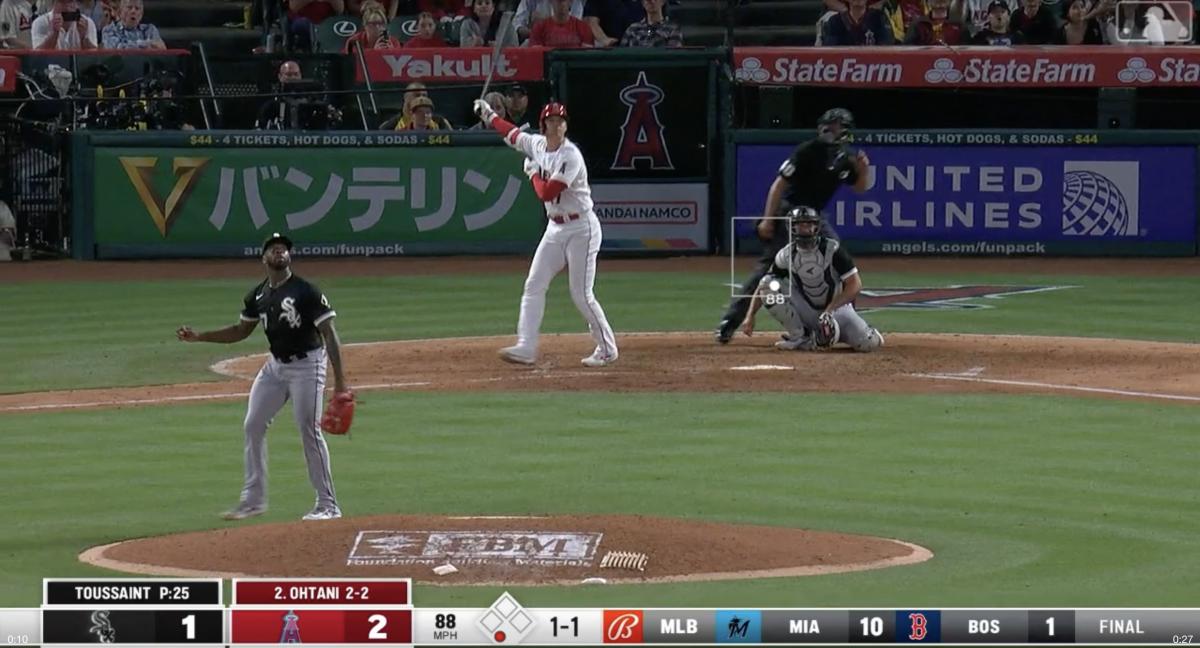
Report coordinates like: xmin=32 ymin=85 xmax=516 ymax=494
xmin=480 ymin=11 xmax=515 ymax=99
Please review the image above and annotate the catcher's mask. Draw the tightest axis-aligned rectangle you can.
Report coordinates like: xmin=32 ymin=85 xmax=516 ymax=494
xmin=789 ymin=206 xmax=822 ymax=250
xmin=539 ymin=101 xmax=568 ymax=132
xmin=817 ymin=107 xmax=854 ymax=144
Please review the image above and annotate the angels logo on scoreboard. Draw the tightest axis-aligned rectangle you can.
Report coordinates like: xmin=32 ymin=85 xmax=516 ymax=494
xmin=603 ymin=610 xmax=644 ymax=643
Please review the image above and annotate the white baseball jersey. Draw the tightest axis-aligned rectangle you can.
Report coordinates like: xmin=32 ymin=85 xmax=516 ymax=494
xmin=507 ymin=130 xmax=593 ymax=217
xmin=31 ymin=11 xmax=97 ymax=49
xmin=0 ymin=0 xmax=34 ymax=48
xmin=773 ymin=237 xmax=858 ymax=310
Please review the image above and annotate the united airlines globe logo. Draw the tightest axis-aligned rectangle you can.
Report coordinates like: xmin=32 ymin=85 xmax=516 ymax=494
xmin=1061 ymin=165 xmax=1138 ymax=237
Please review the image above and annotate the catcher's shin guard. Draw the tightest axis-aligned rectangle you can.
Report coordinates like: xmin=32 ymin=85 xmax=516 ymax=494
xmin=853 ymin=328 xmax=885 ymax=352
xmin=758 ymin=276 xmax=806 ymax=339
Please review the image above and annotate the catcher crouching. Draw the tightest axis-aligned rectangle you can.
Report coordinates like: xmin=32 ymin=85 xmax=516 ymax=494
xmin=742 ymin=207 xmax=884 ymax=352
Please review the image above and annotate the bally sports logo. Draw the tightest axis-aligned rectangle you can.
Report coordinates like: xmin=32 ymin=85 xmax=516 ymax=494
xmin=347 ymin=531 xmax=603 ymax=567
xmin=604 ymin=610 xmax=644 ymax=644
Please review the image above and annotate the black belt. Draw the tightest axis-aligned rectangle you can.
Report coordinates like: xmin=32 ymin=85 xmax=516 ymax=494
xmin=275 ymin=351 xmax=309 ymax=364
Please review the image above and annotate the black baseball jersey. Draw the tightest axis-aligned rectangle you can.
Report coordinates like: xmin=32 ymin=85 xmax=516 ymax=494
xmin=239 ymin=274 xmax=335 ymax=360
xmin=771 ymin=237 xmax=858 ymax=310
xmin=777 ymin=138 xmax=860 ymax=213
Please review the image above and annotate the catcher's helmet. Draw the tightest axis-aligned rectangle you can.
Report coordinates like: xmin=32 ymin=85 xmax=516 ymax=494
xmin=788 ymin=206 xmax=822 ymax=250
xmin=817 ymin=108 xmax=855 ymax=143
xmin=539 ymin=101 xmax=568 ymax=130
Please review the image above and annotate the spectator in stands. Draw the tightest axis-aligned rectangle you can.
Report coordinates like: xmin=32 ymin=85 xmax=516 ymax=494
xmin=79 ymin=0 xmax=112 ymax=30
xmin=102 ymin=0 xmax=164 ymax=48
xmin=0 ymin=198 xmax=14 ymax=262
xmin=529 ymin=0 xmax=593 ymax=46
xmin=821 ymin=0 xmax=893 ymax=44
xmin=618 ymin=0 xmax=680 ymax=45
xmin=469 ymin=91 xmax=507 ymax=128
xmin=256 ymin=60 xmax=303 ymax=129
xmin=514 ymin=0 xmax=582 ymax=41
xmin=390 ymin=95 xmax=448 ymax=130
xmin=350 ymin=0 xmax=397 ymax=19
xmin=342 ymin=2 xmax=400 ymax=51
xmin=287 ymin=0 xmax=345 ymax=51
xmin=417 ymin=0 xmax=468 ymax=19
xmin=381 ymin=84 xmax=454 ymax=129
xmin=32 ymin=0 xmax=99 ymax=49
xmin=460 ymin=0 xmax=519 ymax=45
xmin=403 ymin=10 xmax=447 ymax=45
xmin=584 ymin=0 xmax=642 ymax=46
xmin=970 ymin=0 xmax=1020 ymax=41
xmin=904 ymin=0 xmax=967 ymax=42
xmin=960 ymin=0 xmax=1005 ymax=33
xmin=1054 ymin=0 xmax=1103 ymax=42
xmin=1010 ymin=0 xmax=1056 ymax=43
xmin=506 ymin=84 xmax=532 ymax=127
xmin=0 ymin=0 xmax=35 ymax=48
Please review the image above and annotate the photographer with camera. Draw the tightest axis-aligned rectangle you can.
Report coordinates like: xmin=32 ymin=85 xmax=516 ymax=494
xmin=255 ymin=60 xmax=342 ymax=130
xmin=32 ymin=0 xmax=98 ymax=49
xmin=714 ymin=108 xmax=870 ymax=345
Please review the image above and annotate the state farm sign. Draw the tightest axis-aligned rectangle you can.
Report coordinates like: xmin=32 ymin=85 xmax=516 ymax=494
xmin=733 ymin=46 xmax=1200 ymax=88
xmin=357 ymin=47 xmax=546 ymax=84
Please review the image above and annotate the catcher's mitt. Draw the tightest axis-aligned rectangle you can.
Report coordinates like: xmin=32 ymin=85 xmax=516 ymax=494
xmin=320 ymin=391 xmax=356 ymax=436
xmin=814 ymin=312 xmax=841 ymax=348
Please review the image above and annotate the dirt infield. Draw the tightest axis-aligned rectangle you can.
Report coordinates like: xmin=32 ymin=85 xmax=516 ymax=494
xmin=81 ymin=514 xmax=932 ymax=585
xmin=4 ymin=333 xmax=1198 ymax=414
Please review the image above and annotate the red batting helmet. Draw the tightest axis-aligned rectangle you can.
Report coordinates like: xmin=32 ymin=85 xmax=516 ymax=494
xmin=539 ymin=102 xmax=568 ymax=130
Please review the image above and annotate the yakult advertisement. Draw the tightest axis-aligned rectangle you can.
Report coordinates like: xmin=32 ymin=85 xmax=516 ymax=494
xmin=736 ymin=143 xmax=1197 ymax=255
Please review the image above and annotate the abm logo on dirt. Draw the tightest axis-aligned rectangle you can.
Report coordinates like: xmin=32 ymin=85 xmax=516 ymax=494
xmin=347 ymin=531 xmax=603 ymax=567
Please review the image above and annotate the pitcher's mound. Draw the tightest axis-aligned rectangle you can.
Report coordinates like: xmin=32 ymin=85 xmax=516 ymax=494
xmin=82 ymin=514 xmax=931 ymax=585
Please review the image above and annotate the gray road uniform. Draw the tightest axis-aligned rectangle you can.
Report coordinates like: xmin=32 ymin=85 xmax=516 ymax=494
xmin=758 ymin=237 xmax=884 ymax=352
xmin=237 ymin=274 xmax=339 ymax=512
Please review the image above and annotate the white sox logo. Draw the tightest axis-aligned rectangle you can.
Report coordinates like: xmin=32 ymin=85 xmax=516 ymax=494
xmin=606 ymin=613 xmax=640 ymax=641
xmin=280 ymin=297 xmax=302 ymax=329
xmin=611 ymin=71 xmax=674 ymax=171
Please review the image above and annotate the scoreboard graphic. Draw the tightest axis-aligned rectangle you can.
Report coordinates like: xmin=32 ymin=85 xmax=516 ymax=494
xmin=0 ymin=578 xmax=1196 ymax=646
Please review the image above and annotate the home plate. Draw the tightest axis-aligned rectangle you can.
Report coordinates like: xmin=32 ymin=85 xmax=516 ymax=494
xmin=730 ymin=365 xmax=794 ymax=371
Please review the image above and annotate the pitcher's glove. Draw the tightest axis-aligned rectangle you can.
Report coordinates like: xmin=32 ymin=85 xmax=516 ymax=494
xmin=815 ymin=311 xmax=841 ymax=348
xmin=321 ymin=391 xmax=356 ymax=436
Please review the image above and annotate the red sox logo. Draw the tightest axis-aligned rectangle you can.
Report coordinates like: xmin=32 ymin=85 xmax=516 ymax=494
xmin=611 ymin=71 xmax=674 ymax=171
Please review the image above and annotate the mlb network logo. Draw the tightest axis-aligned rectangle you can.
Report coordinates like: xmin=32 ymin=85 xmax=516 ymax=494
xmin=603 ymin=610 xmax=643 ymax=643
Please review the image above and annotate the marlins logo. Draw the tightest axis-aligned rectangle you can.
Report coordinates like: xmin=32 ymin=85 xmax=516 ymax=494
xmin=279 ymin=297 xmax=302 ymax=328
xmin=89 ymin=611 xmax=117 ymax=644
xmin=611 ymin=71 xmax=673 ymax=171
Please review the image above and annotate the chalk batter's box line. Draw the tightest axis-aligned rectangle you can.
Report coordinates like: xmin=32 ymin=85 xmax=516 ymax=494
xmin=730 ymin=216 xmax=792 ymax=299
xmin=42 ymin=578 xmax=224 ymax=607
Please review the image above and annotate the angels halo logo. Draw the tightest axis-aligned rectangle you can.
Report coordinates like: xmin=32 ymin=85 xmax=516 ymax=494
xmin=611 ymin=71 xmax=673 ymax=171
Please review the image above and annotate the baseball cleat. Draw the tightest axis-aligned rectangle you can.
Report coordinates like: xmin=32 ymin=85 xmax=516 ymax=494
xmin=775 ymin=336 xmax=817 ymax=351
xmin=302 ymin=505 xmax=342 ymax=521
xmin=581 ymin=349 xmax=618 ymax=367
xmin=221 ymin=503 xmax=266 ymax=521
xmin=714 ymin=318 xmax=737 ymax=344
xmin=498 ymin=346 xmax=536 ymax=365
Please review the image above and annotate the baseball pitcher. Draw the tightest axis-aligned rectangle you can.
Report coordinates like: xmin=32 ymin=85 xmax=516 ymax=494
xmin=473 ymin=97 xmax=619 ymax=367
xmin=176 ymin=233 xmax=349 ymax=521
xmin=743 ymin=207 xmax=884 ymax=352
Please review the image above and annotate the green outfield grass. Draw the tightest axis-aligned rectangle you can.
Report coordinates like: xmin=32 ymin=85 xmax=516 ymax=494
xmin=1 ymin=265 xmax=1196 ymax=609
